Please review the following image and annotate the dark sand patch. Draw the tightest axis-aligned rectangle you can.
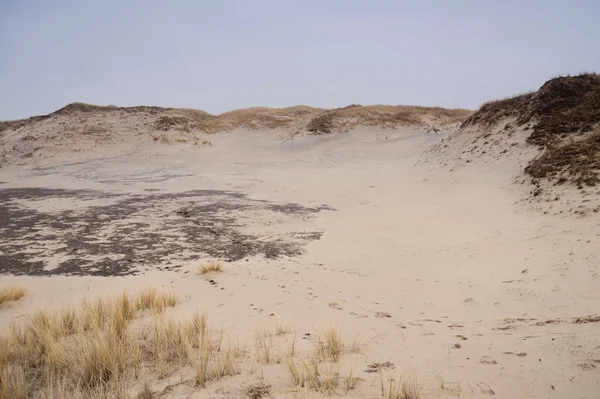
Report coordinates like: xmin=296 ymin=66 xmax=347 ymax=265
xmin=0 ymin=188 xmax=331 ymax=276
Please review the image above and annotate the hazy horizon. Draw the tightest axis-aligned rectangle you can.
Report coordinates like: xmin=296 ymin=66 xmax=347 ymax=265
xmin=1 ymin=0 xmax=599 ymax=121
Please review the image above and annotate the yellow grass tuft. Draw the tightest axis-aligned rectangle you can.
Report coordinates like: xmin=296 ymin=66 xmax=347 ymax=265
xmin=286 ymin=356 xmax=305 ymax=387
xmin=0 ymin=286 xmax=27 ymax=306
xmin=381 ymin=374 xmax=423 ymax=399
xmin=255 ymin=328 xmax=279 ymax=364
xmin=198 ymin=261 xmax=223 ymax=274
xmin=285 ymin=329 xmax=350 ymax=394
xmin=318 ymin=328 xmax=343 ymax=362
xmin=345 ymin=368 xmax=360 ymax=391
xmin=0 ymin=289 xmax=226 ymax=398
xmin=302 ymin=353 xmax=339 ymax=393
xmin=136 ymin=288 xmax=178 ymax=314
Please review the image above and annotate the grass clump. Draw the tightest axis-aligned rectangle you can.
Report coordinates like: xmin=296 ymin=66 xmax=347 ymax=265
xmin=0 ymin=286 xmax=27 ymax=306
xmin=0 ymin=289 xmax=242 ymax=398
xmin=284 ymin=327 xmax=354 ymax=394
xmin=0 ymin=290 xmax=245 ymax=397
xmin=255 ymin=327 xmax=280 ymax=365
xmin=318 ymin=328 xmax=343 ymax=362
xmin=136 ymin=288 xmax=178 ymax=314
xmin=380 ymin=374 xmax=423 ymax=399
xmin=198 ymin=261 xmax=223 ymax=274
xmin=345 ymin=368 xmax=360 ymax=391
xmin=286 ymin=352 xmax=340 ymax=393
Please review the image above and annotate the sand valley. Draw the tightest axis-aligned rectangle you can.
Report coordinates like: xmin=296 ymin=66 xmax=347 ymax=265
xmin=1 ymin=75 xmax=599 ymax=398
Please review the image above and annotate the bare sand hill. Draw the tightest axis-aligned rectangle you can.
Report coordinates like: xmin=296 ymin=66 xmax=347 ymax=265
xmin=0 ymin=77 xmax=599 ymax=398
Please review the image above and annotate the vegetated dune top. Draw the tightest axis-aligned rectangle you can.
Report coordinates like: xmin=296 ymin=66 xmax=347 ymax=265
xmin=460 ymin=73 xmax=600 ymax=188
xmin=462 ymin=73 xmax=600 ymax=145
xmin=0 ymin=102 xmax=472 ymax=135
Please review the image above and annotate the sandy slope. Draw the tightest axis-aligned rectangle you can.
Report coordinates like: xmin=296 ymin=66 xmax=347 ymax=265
xmin=0 ymin=123 xmax=599 ymax=398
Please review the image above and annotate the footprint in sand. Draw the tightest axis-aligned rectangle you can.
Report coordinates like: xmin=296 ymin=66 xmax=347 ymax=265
xmin=503 ymin=351 xmax=527 ymax=357
xmin=479 ymin=355 xmax=498 ymax=365
xmin=206 ymin=278 xmax=219 ymax=288
xmin=364 ymin=362 xmax=395 ymax=373
xmin=578 ymin=360 xmax=599 ymax=369
xmin=476 ymin=382 xmax=496 ymax=395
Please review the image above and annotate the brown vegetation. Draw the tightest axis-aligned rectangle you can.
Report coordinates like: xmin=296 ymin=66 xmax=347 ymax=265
xmin=306 ymin=111 xmax=337 ymax=134
xmin=525 ymin=129 xmax=600 ymax=187
xmin=462 ymin=73 xmax=600 ymax=188
xmin=307 ymin=105 xmax=471 ymax=135
xmin=0 ymin=102 xmax=471 ymax=137
xmin=462 ymin=92 xmax=535 ymax=128
xmin=523 ymin=73 xmax=600 ymax=146
xmin=463 ymin=73 xmax=600 ymax=144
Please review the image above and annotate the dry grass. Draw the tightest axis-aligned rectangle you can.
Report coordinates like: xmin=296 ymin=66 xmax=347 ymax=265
xmin=0 ymin=290 xmax=246 ymax=397
xmin=1 ymin=289 xmax=422 ymax=397
xmin=2 ymin=100 xmax=470 ymax=138
xmin=255 ymin=327 xmax=281 ymax=365
xmin=350 ymin=334 xmax=362 ymax=353
xmin=0 ymin=289 xmax=211 ymax=398
xmin=284 ymin=327 xmax=357 ymax=394
xmin=307 ymin=105 xmax=471 ymax=134
xmin=0 ymin=286 xmax=27 ymax=306
xmin=380 ymin=374 xmax=423 ymax=399
xmin=275 ymin=321 xmax=291 ymax=336
xmin=436 ymin=376 xmax=462 ymax=396
xmin=286 ymin=352 xmax=340 ymax=394
xmin=345 ymin=368 xmax=360 ymax=391
xmin=198 ymin=261 xmax=223 ymax=274
xmin=2 ymin=293 xmax=143 ymax=397
xmin=318 ymin=328 xmax=343 ymax=362
xmin=137 ymin=288 xmax=178 ymax=314
xmin=525 ymin=128 xmax=600 ymax=188
xmin=181 ymin=103 xmax=471 ymax=135
xmin=138 ymin=381 xmax=154 ymax=399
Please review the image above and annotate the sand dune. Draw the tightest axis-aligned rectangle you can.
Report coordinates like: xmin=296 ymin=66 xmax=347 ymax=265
xmin=0 ymin=103 xmax=470 ymax=167
xmin=0 ymin=76 xmax=599 ymax=398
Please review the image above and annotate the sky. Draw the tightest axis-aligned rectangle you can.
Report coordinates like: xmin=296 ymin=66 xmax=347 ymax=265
xmin=1 ymin=0 xmax=599 ymax=120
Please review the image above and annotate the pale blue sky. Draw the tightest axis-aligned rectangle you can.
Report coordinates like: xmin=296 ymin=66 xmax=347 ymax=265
xmin=1 ymin=0 xmax=599 ymax=120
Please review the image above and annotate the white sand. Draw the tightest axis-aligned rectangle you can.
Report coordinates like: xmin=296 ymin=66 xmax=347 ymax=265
xmin=1 ymin=125 xmax=599 ymax=398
